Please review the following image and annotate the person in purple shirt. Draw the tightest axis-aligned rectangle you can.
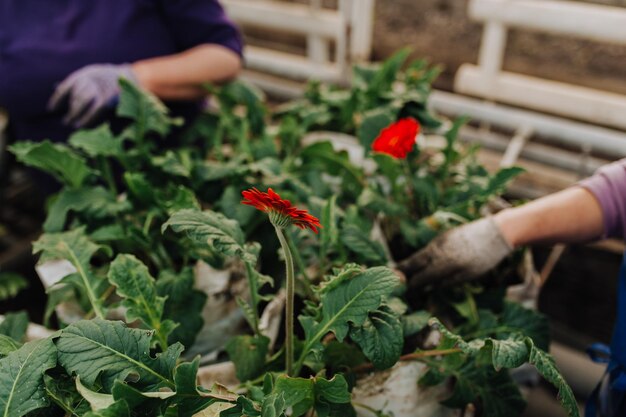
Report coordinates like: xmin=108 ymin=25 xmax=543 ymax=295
xmin=0 ymin=0 xmax=243 ymax=144
xmin=399 ymin=159 xmax=626 ymax=416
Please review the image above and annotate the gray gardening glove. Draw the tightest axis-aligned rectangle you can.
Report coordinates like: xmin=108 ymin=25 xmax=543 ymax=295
xmin=48 ymin=63 xmax=137 ymax=127
xmin=398 ymin=217 xmax=513 ymax=288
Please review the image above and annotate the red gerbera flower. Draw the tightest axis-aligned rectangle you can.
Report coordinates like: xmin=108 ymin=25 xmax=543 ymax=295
xmin=241 ymin=188 xmax=322 ymax=234
xmin=371 ymin=118 xmax=420 ymax=159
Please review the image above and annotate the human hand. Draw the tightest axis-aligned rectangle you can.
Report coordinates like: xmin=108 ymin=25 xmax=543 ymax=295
xmin=397 ymin=217 xmax=513 ymax=288
xmin=48 ymin=64 xmax=136 ymax=128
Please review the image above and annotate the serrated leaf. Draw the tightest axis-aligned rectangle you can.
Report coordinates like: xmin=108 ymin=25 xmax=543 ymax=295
xmin=33 ymin=229 xmax=109 ymax=319
xmin=108 ymin=254 xmax=177 ymax=348
xmin=298 ymin=266 xmax=399 ymax=369
xmin=349 ymin=305 xmax=403 ymax=370
xmin=0 ymin=311 xmax=29 ymax=341
xmin=339 ymin=225 xmax=387 ymax=264
xmin=0 ymin=273 xmax=28 ymax=302
xmin=117 ymin=78 xmax=177 ymax=138
xmin=44 ymin=186 xmax=128 ymax=232
xmin=225 ymin=335 xmax=269 ymax=382
xmin=9 ymin=140 xmax=92 ymax=188
xmin=156 ymin=269 xmax=206 ymax=348
xmin=0 ymin=338 xmax=57 ymax=417
xmin=55 ymin=319 xmax=182 ymax=391
xmin=528 ymin=345 xmax=579 ymax=417
xmin=163 ymin=209 xmax=256 ymax=264
xmin=442 ymin=363 xmax=526 ymax=417
xmin=68 ymin=124 xmax=122 ymax=157
xmin=0 ymin=335 xmax=22 ymax=357
xmin=431 ymin=318 xmax=579 ymax=417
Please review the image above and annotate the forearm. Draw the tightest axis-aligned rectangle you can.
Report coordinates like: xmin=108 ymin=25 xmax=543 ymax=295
xmin=132 ymin=44 xmax=242 ymax=100
xmin=493 ymin=187 xmax=604 ymax=248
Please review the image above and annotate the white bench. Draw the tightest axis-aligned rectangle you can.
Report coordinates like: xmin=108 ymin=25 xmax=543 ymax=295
xmin=222 ymin=0 xmax=375 ymax=96
xmin=430 ymin=0 xmax=626 ymax=193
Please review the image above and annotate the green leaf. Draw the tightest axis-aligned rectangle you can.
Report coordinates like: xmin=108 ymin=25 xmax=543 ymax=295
xmin=9 ymin=140 xmax=92 ymax=188
xmin=313 ymin=375 xmax=353 ymax=417
xmin=172 ymin=358 xmax=238 ymax=417
xmin=68 ymin=124 xmax=122 ymax=157
xmin=225 ymin=335 xmax=269 ymax=382
xmin=0 ymin=311 xmax=29 ymax=341
xmin=349 ymin=305 xmax=403 ymax=370
xmin=500 ymin=301 xmax=550 ymax=351
xmin=272 ymin=375 xmax=352 ymax=417
xmin=357 ymin=108 xmax=395 ymax=149
xmin=0 ymin=338 xmax=58 ymax=417
xmin=55 ymin=319 xmax=182 ymax=391
xmin=431 ymin=318 xmax=579 ymax=417
xmin=529 ymin=345 xmax=579 ymax=417
xmin=442 ymin=363 xmax=526 ymax=417
xmin=339 ymin=224 xmax=387 ymax=264
xmin=163 ymin=209 xmax=256 ymax=264
xmin=261 ymin=393 xmax=286 ymax=417
xmin=369 ymin=48 xmax=410 ymax=93
xmin=273 ymin=376 xmax=314 ymax=417
xmin=33 ymin=229 xmax=109 ymax=319
xmin=76 ymin=376 xmax=115 ymax=411
xmin=402 ymin=310 xmax=431 ymax=337
xmin=156 ymin=269 xmax=206 ymax=348
xmin=83 ymin=400 xmax=130 ymax=417
xmin=0 ymin=273 xmax=28 ymax=302
xmin=0 ymin=335 xmax=22 ymax=357
xmin=108 ymin=254 xmax=177 ymax=349
xmin=486 ymin=167 xmax=525 ymax=196
xmin=117 ymin=78 xmax=178 ymax=138
xmin=44 ymin=186 xmax=128 ymax=232
xmin=43 ymin=373 xmax=92 ymax=417
xmin=298 ymin=266 xmax=399 ymax=370
xmin=323 ymin=341 xmax=367 ymax=370
xmin=152 ymin=150 xmax=192 ymax=178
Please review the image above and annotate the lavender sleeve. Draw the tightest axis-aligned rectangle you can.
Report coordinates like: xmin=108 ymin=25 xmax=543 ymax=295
xmin=578 ymin=158 xmax=626 ymax=240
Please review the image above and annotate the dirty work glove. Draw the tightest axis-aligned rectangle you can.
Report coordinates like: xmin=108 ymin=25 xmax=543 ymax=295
xmin=48 ymin=64 xmax=137 ymax=128
xmin=398 ymin=217 xmax=513 ymax=288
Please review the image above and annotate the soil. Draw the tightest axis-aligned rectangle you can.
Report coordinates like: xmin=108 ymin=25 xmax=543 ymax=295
xmin=373 ymin=0 xmax=626 ymax=94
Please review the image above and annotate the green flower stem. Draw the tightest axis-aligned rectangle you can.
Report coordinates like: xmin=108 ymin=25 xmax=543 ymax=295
xmin=286 ymin=230 xmax=315 ymax=300
xmin=275 ymin=226 xmax=295 ymax=376
xmin=244 ymin=261 xmax=261 ymax=335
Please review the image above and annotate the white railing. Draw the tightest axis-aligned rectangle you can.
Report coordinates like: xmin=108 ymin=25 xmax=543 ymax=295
xmin=222 ymin=0 xmax=375 ymax=95
xmin=455 ymin=0 xmax=626 ymax=131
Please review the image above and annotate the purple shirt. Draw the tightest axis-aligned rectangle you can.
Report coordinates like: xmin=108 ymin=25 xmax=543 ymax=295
xmin=579 ymin=159 xmax=626 ymax=240
xmin=0 ymin=0 xmax=242 ymax=142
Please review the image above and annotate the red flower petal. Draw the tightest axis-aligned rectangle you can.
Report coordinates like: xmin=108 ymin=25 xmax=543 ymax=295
xmin=241 ymin=188 xmax=322 ymax=233
xmin=371 ymin=118 xmax=420 ymax=159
